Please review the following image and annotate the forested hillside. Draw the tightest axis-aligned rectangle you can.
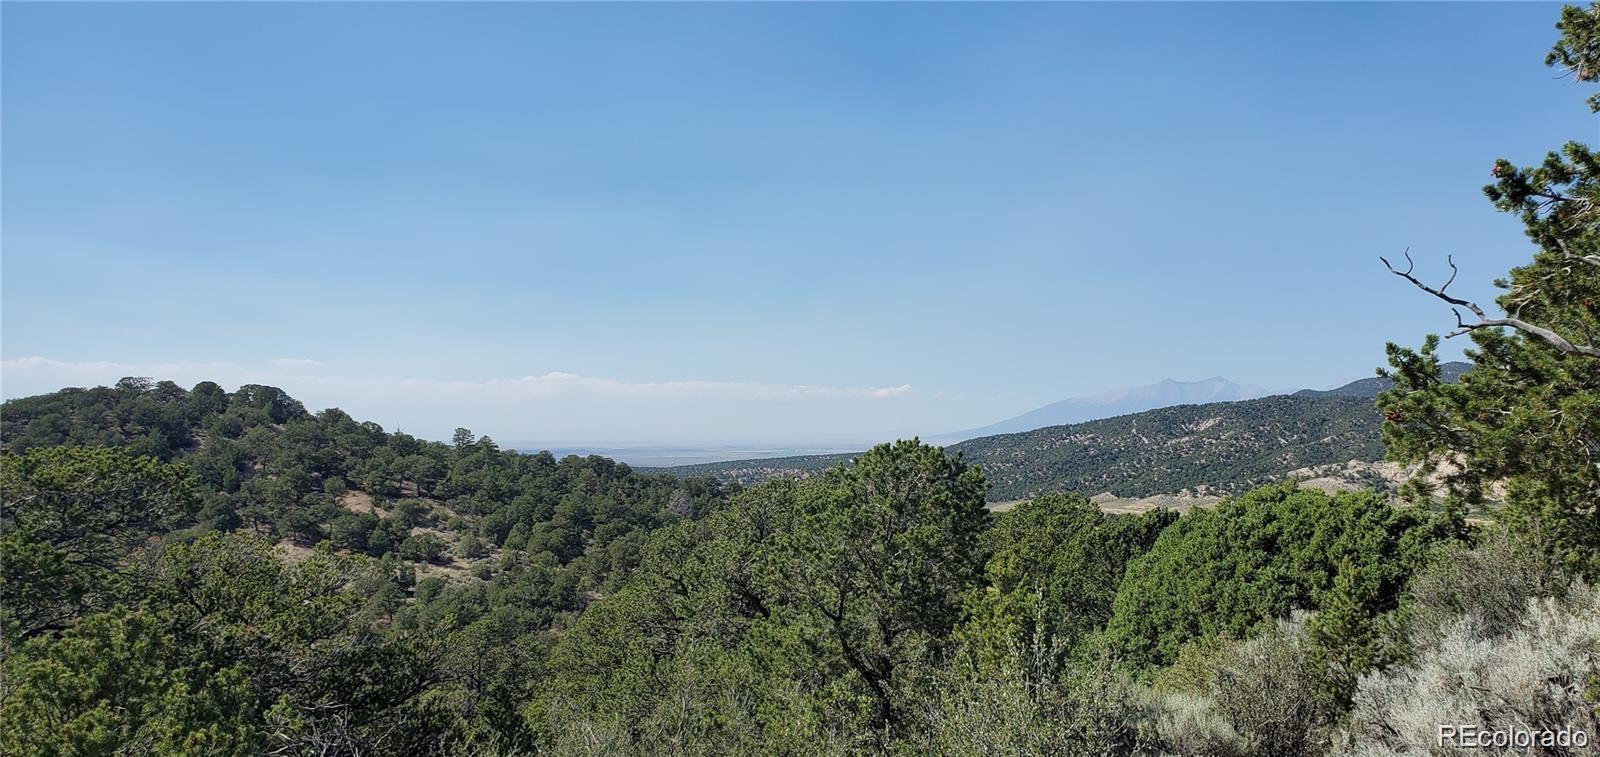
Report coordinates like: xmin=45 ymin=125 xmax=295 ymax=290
xmin=1 ymin=379 xmax=728 ymax=577
xmin=665 ymin=393 xmax=1388 ymax=500
xmin=958 ymin=395 xmax=1385 ymax=500
xmin=0 ymin=379 xmax=739 ymax=752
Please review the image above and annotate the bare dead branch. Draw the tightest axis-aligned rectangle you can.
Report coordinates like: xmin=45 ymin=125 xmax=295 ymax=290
xmin=1383 ymin=253 xmax=1600 ymax=359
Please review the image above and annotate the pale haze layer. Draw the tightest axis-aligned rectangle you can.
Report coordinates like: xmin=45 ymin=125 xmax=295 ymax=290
xmin=1 ymin=3 xmax=1586 ymax=443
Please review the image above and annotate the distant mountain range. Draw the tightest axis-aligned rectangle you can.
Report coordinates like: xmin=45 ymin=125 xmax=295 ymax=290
xmin=940 ymin=377 xmax=1276 ymax=441
xmin=658 ymin=363 xmax=1472 ymax=501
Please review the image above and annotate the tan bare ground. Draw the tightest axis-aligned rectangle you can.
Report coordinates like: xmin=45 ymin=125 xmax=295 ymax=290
xmin=340 ymin=490 xmax=379 ymax=514
xmin=1287 ymin=458 xmax=1509 ymax=501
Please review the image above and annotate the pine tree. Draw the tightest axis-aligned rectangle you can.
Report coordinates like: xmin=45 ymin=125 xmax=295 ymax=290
xmin=1380 ymin=3 xmax=1600 ymax=577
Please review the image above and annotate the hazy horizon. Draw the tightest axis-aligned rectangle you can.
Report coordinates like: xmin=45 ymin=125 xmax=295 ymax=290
xmin=0 ymin=359 xmax=1390 ymax=447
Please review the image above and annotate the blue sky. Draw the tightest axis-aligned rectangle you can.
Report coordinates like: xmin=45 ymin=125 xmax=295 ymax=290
xmin=2 ymin=2 xmax=1591 ymax=443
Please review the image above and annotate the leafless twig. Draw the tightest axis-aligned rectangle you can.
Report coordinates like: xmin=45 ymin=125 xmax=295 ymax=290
xmin=1381 ymin=250 xmax=1600 ymax=359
